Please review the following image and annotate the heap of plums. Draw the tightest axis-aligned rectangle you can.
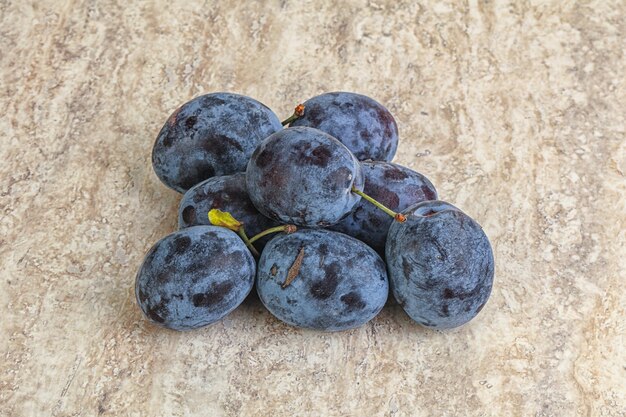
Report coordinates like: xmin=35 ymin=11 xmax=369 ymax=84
xmin=136 ymin=92 xmax=494 ymax=332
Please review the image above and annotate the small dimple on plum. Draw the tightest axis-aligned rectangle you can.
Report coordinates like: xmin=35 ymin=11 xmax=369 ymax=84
xmin=181 ymin=206 xmax=196 ymax=225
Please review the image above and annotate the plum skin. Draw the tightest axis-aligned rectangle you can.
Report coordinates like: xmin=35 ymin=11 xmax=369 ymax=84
xmin=135 ymin=226 xmax=256 ymax=330
xmin=152 ymin=92 xmax=282 ymax=193
xmin=331 ymin=161 xmax=437 ymax=255
xmin=178 ymin=173 xmax=280 ymax=249
xmin=246 ymin=126 xmax=364 ymax=227
xmin=289 ymin=91 xmax=399 ymax=162
xmin=386 ymin=201 xmax=494 ymax=329
xmin=256 ymin=229 xmax=389 ymax=331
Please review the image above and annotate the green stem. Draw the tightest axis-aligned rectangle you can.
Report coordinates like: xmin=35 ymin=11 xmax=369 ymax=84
xmin=249 ymin=225 xmax=297 ymax=244
xmin=237 ymin=227 xmax=260 ymax=257
xmin=281 ymin=114 xmax=299 ymax=126
xmin=352 ymin=187 xmax=406 ymax=222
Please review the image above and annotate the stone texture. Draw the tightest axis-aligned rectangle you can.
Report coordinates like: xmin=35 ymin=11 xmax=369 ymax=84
xmin=1 ymin=1 xmax=624 ymax=416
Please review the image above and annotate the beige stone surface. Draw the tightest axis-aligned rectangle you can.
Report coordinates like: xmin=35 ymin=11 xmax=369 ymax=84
xmin=1 ymin=0 xmax=625 ymax=416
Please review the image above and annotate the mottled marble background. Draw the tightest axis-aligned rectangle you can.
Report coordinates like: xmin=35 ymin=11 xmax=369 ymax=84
xmin=1 ymin=1 xmax=625 ymax=416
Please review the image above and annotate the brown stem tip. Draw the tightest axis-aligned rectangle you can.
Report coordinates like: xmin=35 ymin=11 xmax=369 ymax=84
xmin=395 ymin=213 xmax=407 ymax=222
xmin=294 ymin=104 xmax=305 ymax=117
xmin=281 ymin=104 xmax=306 ymax=126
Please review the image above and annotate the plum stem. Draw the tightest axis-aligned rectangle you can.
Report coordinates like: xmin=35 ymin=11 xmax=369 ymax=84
xmin=208 ymin=208 xmax=261 ymax=256
xmin=249 ymin=225 xmax=297 ymax=245
xmin=351 ymin=187 xmax=406 ymax=222
xmin=281 ymin=104 xmax=305 ymax=126
xmin=237 ymin=227 xmax=260 ymax=257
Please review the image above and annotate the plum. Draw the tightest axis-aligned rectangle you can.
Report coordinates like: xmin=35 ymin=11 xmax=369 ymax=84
xmin=135 ymin=226 xmax=255 ymax=330
xmin=246 ymin=127 xmax=364 ymax=227
xmin=178 ymin=173 xmax=280 ymax=249
xmin=289 ymin=92 xmax=398 ymax=161
xmin=331 ymin=161 xmax=437 ymax=255
xmin=152 ymin=93 xmax=282 ymax=193
xmin=386 ymin=201 xmax=494 ymax=329
xmin=256 ymin=229 xmax=389 ymax=331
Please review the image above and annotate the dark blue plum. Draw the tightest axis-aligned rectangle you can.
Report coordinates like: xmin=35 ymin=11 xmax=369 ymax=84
xmin=331 ymin=161 xmax=437 ymax=255
xmin=289 ymin=92 xmax=398 ymax=161
xmin=135 ymin=226 xmax=255 ymax=330
xmin=386 ymin=201 xmax=494 ymax=329
xmin=178 ymin=173 xmax=280 ymax=249
xmin=246 ymin=127 xmax=364 ymax=227
xmin=257 ymin=229 xmax=389 ymax=331
xmin=152 ymin=93 xmax=282 ymax=193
